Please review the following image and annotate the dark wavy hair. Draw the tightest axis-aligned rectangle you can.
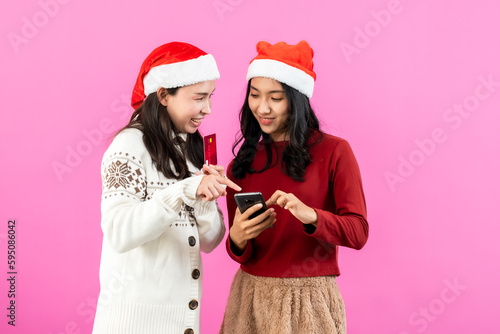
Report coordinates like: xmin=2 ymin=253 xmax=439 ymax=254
xmin=231 ymin=81 xmax=321 ymax=182
xmin=118 ymin=88 xmax=203 ymax=180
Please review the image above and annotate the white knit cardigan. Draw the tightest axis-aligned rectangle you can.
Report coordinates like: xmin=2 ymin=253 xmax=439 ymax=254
xmin=92 ymin=128 xmax=225 ymax=334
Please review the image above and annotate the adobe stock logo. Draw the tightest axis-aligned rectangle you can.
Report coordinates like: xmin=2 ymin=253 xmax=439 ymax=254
xmin=47 ymin=270 xmax=135 ymax=334
xmin=339 ymin=0 xmax=421 ymax=63
xmin=385 ymin=74 xmax=499 ymax=192
xmin=213 ymin=0 xmax=244 ymax=21
xmin=399 ymin=277 xmax=467 ymax=334
xmin=51 ymin=94 xmax=132 ymax=182
xmin=7 ymin=0 xmax=72 ymax=54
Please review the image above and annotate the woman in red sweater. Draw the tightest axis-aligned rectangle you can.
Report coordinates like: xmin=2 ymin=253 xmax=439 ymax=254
xmin=219 ymin=40 xmax=369 ymax=334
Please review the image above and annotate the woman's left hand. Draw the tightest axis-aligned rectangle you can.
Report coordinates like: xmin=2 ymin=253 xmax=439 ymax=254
xmin=195 ymin=164 xmax=241 ymax=201
xmin=267 ymin=190 xmax=318 ymax=226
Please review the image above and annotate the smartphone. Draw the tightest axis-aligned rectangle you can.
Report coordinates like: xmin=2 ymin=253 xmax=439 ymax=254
xmin=203 ymin=133 xmax=217 ymax=165
xmin=234 ymin=192 xmax=268 ymax=219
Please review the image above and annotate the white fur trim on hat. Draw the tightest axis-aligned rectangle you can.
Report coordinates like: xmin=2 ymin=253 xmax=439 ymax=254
xmin=246 ymin=59 xmax=314 ymax=98
xmin=143 ymin=54 xmax=220 ymax=95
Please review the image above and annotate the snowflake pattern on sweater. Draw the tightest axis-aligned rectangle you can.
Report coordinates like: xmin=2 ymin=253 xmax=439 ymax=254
xmin=101 ymin=145 xmax=197 ymax=229
xmin=102 ymin=152 xmax=147 ymax=200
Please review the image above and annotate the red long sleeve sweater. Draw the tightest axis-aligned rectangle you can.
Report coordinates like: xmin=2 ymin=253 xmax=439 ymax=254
xmin=225 ymin=131 xmax=368 ymax=277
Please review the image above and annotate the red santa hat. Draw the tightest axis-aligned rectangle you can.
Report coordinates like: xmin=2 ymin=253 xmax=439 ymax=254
xmin=246 ymin=40 xmax=316 ymax=98
xmin=131 ymin=42 xmax=220 ymax=109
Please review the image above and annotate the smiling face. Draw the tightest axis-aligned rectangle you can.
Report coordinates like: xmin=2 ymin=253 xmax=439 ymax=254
xmin=248 ymin=77 xmax=290 ymax=141
xmin=160 ymin=80 xmax=216 ymax=134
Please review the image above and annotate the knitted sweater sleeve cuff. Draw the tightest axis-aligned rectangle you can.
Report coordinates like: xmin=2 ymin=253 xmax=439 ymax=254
xmin=304 ymin=208 xmax=369 ymax=250
xmin=193 ymin=200 xmax=226 ymax=254
xmin=226 ymin=236 xmax=253 ymax=264
xmin=303 ymin=208 xmax=322 ymax=235
xmin=154 ymin=174 xmax=203 ymax=211
xmin=303 ymin=209 xmax=334 ymax=238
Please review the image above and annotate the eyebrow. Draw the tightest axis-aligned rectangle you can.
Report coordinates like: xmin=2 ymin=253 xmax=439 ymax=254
xmin=250 ymin=85 xmax=285 ymax=94
xmin=194 ymin=89 xmax=216 ymax=96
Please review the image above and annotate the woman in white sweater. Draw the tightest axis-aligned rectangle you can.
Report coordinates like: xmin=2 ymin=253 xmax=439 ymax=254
xmin=92 ymin=42 xmax=240 ymax=334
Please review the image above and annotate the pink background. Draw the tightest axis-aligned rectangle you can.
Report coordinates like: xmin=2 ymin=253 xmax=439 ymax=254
xmin=1 ymin=0 xmax=499 ymax=333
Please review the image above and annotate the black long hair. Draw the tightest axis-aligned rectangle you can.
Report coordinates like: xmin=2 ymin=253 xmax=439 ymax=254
xmin=231 ymin=81 xmax=321 ymax=182
xmin=118 ymin=88 xmax=204 ymax=180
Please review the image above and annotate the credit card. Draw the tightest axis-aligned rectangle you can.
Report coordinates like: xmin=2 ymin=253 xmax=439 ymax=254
xmin=203 ymin=134 xmax=217 ymax=165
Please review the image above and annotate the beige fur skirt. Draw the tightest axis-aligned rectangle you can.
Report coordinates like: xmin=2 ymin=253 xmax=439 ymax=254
xmin=219 ymin=269 xmax=346 ymax=334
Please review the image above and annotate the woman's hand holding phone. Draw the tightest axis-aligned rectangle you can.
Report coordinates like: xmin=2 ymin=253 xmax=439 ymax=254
xmin=229 ymin=202 xmax=276 ymax=252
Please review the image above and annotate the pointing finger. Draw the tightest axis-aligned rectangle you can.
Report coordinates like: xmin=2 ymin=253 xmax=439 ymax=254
xmin=218 ymin=176 xmax=242 ymax=192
